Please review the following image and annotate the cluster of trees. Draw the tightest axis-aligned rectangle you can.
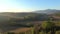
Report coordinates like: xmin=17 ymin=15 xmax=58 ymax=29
xmin=39 ymin=17 xmax=60 ymax=34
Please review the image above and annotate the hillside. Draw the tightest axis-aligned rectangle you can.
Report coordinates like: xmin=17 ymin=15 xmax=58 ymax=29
xmin=0 ymin=12 xmax=49 ymax=32
xmin=0 ymin=9 xmax=60 ymax=33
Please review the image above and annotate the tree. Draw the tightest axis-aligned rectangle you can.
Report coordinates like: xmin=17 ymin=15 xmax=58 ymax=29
xmin=41 ymin=17 xmax=55 ymax=34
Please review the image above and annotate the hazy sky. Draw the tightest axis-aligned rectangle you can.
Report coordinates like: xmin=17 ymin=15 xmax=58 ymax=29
xmin=0 ymin=0 xmax=60 ymax=12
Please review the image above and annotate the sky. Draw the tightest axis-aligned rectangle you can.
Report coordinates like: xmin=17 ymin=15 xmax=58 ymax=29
xmin=0 ymin=0 xmax=60 ymax=12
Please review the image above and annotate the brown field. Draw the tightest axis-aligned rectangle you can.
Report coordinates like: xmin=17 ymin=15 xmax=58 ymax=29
xmin=8 ymin=27 xmax=32 ymax=33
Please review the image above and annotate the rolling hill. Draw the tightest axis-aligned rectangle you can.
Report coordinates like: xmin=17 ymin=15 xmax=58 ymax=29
xmin=0 ymin=9 xmax=60 ymax=32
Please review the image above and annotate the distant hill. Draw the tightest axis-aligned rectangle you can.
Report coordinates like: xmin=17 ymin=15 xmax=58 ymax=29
xmin=0 ymin=9 xmax=60 ymax=17
xmin=33 ymin=9 xmax=60 ymax=14
xmin=0 ymin=9 xmax=60 ymax=23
